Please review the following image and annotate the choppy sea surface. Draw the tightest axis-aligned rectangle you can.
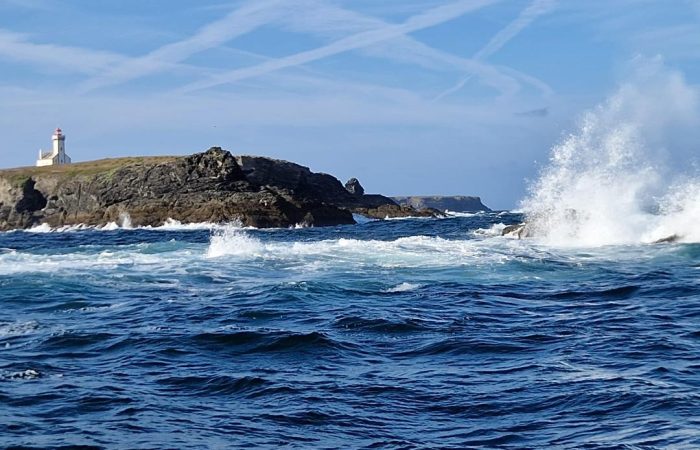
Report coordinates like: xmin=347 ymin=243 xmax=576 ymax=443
xmin=1 ymin=212 xmax=699 ymax=449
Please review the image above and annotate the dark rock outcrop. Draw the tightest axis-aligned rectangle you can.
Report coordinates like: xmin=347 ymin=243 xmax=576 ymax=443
xmin=393 ymin=196 xmax=491 ymax=213
xmin=0 ymin=148 xmax=437 ymax=231
xmin=233 ymin=155 xmax=436 ymax=220
xmin=652 ymin=234 xmax=680 ymax=244
xmin=501 ymin=223 xmax=530 ymax=239
xmin=345 ymin=178 xmax=364 ymax=196
xmin=15 ymin=179 xmax=47 ymax=214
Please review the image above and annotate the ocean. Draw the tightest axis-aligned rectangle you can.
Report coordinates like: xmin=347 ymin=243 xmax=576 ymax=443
xmin=1 ymin=213 xmax=699 ymax=449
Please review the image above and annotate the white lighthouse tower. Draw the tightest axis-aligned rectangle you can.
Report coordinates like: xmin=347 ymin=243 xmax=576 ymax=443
xmin=36 ymin=128 xmax=72 ymax=167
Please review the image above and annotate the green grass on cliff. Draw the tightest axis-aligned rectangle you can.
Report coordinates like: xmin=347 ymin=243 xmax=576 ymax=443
xmin=0 ymin=156 xmax=178 ymax=185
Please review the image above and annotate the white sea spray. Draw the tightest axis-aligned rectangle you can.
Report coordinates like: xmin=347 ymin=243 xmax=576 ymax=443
xmin=521 ymin=59 xmax=700 ymax=246
xmin=206 ymin=225 xmax=265 ymax=259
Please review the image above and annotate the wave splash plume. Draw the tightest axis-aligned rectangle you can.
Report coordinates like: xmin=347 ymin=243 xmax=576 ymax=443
xmin=206 ymin=225 xmax=264 ymax=258
xmin=522 ymin=59 xmax=700 ymax=246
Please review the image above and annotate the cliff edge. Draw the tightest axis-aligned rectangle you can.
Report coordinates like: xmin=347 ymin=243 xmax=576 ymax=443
xmin=0 ymin=147 xmax=433 ymax=231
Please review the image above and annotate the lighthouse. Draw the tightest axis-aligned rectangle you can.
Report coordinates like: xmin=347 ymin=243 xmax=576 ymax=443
xmin=36 ymin=128 xmax=72 ymax=167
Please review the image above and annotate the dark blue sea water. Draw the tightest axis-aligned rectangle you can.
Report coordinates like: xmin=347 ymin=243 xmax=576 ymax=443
xmin=1 ymin=213 xmax=699 ymax=449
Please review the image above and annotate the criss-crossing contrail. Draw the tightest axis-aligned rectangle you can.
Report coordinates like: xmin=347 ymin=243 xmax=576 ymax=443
xmin=0 ymin=29 xmax=125 ymax=75
xmin=78 ymin=0 xmax=292 ymax=93
xmin=435 ymin=0 xmax=557 ymax=101
xmin=177 ymin=0 xmax=500 ymax=94
xmin=277 ymin=0 xmax=551 ymax=98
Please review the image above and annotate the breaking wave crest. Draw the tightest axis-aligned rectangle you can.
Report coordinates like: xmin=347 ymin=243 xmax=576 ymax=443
xmin=383 ymin=282 xmax=422 ymax=293
xmin=205 ymin=225 xmax=493 ymax=266
xmin=22 ymin=218 xmax=241 ymax=234
xmin=206 ymin=226 xmax=265 ymax=258
xmin=521 ymin=59 xmax=700 ymax=247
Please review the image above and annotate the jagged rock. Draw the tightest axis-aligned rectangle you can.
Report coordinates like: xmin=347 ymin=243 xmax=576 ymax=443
xmin=233 ymin=155 xmax=436 ymax=220
xmin=345 ymin=178 xmax=364 ymax=196
xmin=15 ymin=179 xmax=47 ymax=214
xmin=0 ymin=148 xmax=438 ymax=230
xmin=502 ymin=223 xmax=529 ymax=239
xmin=234 ymin=154 xmax=355 ymax=205
xmin=352 ymin=204 xmax=440 ymax=220
xmin=652 ymin=234 xmax=680 ymax=244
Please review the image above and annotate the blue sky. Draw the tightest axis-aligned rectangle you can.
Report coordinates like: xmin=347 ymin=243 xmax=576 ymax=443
xmin=0 ymin=0 xmax=699 ymax=208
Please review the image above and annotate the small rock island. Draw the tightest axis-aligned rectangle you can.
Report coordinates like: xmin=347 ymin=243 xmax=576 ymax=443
xmin=393 ymin=196 xmax=491 ymax=213
xmin=0 ymin=147 xmax=438 ymax=231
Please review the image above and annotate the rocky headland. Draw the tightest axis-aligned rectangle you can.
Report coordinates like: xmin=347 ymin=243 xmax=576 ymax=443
xmin=0 ymin=147 xmax=436 ymax=231
xmin=393 ymin=196 xmax=490 ymax=213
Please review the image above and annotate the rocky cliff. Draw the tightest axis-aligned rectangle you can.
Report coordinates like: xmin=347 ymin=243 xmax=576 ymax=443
xmin=392 ymin=196 xmax=491 ymax=213
xmin=0 ymin=148 xmax=433 ymax=231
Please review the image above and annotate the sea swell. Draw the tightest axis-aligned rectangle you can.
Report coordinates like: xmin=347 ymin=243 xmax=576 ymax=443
xmin=1 ymin=214 xmax=699 ymax=448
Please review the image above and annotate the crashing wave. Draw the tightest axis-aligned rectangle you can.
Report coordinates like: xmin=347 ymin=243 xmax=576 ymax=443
xmin=519 ymin=60 xmax=700 ymax=247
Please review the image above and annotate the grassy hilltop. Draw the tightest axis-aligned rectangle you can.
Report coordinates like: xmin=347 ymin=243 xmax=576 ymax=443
xmin=0 ymin=156 xmax=179 ymax=185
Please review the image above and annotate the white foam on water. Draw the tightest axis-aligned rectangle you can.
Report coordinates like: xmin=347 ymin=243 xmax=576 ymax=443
xmin=473 ymin=223 xmax=507 ymax=237
xmin=521 ymin=59 xmax=700 ymax=247
xmin=150 ymin=218 xmax=230 ymax=231
xmin=1 ymin=369 xmax=40 ymax=381
xmin=27 ymin=222 xmax=125 ymax=233
xmin=13 ymin=218 xmax=245 ymax=234
xmin=26 ymin=223 xmax=53 ymax=233
xmin=444 ymin=211 xmax=479 ymax=218
xmin=352 ymin=213 xmax=378 ymax=224
xmin=206 ymin=226 xmax=265 ymax=259
xmin=384 ymin=215 xmax=432 ymax=221
xmin=0 ymin=242 xmax=198 ymax=275
xmin=102 ymin=212 xmax=134 ymax=230
xmin=0 ymin=320 xmax=39 ymax=337
xmin=101 ymin=222 xmax=120 ymax=231
xmin=2 ymin=222 xmax=662 ymax=277
xmin=384 ymin=282 xmax=422 ymax=293
xmin=204 ymin=224 xmax=525 ymax=269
